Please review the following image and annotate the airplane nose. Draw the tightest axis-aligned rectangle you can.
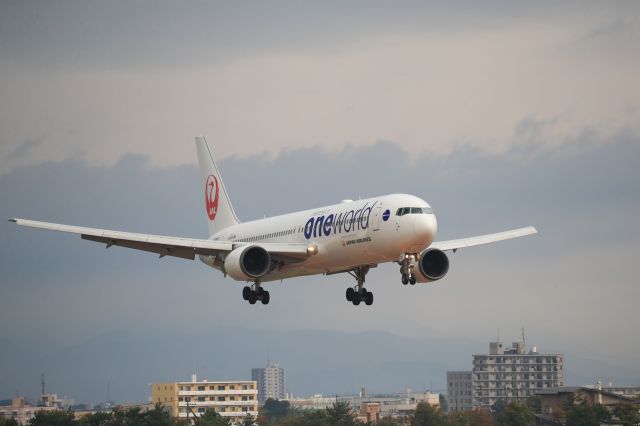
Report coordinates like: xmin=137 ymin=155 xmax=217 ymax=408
xmin=413 ymin=214 xmax=437 ymax=245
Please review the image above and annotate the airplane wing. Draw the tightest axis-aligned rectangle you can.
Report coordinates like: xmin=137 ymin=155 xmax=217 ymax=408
xmin=430 ymin=226 xmax=537 ymax=252
xmin=8 ymin=218 xmax=312 ymax=261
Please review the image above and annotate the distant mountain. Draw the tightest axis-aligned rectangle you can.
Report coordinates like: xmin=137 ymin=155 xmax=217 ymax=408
xmin=1 ymin=329 xmax=638 ymax=404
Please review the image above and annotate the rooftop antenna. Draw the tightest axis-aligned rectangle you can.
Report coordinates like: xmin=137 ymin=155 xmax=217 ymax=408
xmin=522 ymin=327 xmax=526 ymax=346
xmin=41 ymin=373 xmax=46 ymax=396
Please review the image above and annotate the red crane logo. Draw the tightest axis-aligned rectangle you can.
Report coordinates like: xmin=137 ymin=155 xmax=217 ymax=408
xmin=205 ymin=175 xmax=219 ymax=221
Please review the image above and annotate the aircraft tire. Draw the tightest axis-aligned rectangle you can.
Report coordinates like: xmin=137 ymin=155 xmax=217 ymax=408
xmin=401 ymin=274 xmax=409 ymax=285
xmin=352 ymin=295 xmax=361 ymax=306
xmin=364 ymin=292 xmax=374 ymax=306
xmin=248 ymin=292 xmax=257 ymax=304
xmin=242 ymin=286 xmax=252 ymax=300
xmin=261 ymin=291 xmax=270 ymax=305
xmin=346 ymin=287 xmax=355 ymax=302
xmin=409 ymin=276 xmax=416 ymax=285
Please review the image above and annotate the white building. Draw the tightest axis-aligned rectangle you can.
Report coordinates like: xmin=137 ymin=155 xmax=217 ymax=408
xmin=252 ymin=362 xmax=285 ymax=402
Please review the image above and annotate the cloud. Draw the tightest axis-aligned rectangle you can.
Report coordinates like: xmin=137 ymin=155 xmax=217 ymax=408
xmin=1 ymin=2 xmax=638 ymax=173
xmin=1 ymin=131 xmax=639 ymax=401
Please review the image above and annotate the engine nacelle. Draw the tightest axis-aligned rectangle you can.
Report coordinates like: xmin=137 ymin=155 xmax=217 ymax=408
xmin=414 ymin=248 xmax=449 ymax=283
xmin=224 ymin=245 xmax=271 ymax=281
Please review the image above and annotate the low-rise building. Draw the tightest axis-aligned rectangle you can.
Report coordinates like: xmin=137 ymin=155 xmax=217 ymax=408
xmin=287 ymin=391 xmax=439 ymax=420
xmin=151 ymin=375 xmax=258 ymax=424
xmin=0 ymin=397 xmax=59 ymax=425
xmin=357 ymin=402 xmax=381 ymax=424
xmin=535 ymin=386 xmax=640 ymax=419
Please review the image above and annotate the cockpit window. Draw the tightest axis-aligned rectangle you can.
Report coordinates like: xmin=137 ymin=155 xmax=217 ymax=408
xmin=396 ymin=206 xmax=434 ymax=216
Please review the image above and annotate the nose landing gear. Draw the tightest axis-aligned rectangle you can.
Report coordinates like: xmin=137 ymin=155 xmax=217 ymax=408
xmin=242 ymin=282 xmax=270 ymax=305
xmin=344 ymin=266 xmax=374 ymax=306
xmin=399 ymin=253 xmax=418 ymax=285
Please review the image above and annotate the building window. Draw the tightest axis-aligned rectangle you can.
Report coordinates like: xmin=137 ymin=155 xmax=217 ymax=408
xmin=218 ymin=385 xmax=225 ymax=391
xmin=198 ymin=386 xmax=205 ymax=391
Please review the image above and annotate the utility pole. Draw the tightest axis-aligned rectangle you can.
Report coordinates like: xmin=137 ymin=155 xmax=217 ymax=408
xmin=41 ymin=373 xmax=46 ymax=396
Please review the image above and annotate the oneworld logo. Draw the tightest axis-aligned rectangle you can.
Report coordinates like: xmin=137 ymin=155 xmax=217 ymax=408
xmin=205 ymin=175 xmax=219 ymax=221
xmin=304 ymin=202 xmax=377 ymax=240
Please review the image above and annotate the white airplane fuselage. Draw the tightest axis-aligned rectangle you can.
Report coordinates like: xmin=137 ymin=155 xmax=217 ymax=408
xmin=11 ymin=136 xmax=536 ymax=306
xmin=200 ymin=193 xmax=436 ymax=282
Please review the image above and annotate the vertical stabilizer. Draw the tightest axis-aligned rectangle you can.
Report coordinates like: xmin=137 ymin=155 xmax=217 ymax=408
xmin=195 ymin=136 xmax=240 ymax=236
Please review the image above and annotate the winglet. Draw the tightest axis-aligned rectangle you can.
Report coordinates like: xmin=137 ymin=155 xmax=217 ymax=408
xmin=8 ymin=218 xmax=17 ymax=223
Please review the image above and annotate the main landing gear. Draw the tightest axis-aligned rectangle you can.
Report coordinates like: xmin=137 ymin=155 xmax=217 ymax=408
xmin=345 ymin=266 xmax=374 ymax=306
xmin=242 ymin=283 xmax=270 ymax=305
xmin=399 ymin=253 xmax=417 ymax=285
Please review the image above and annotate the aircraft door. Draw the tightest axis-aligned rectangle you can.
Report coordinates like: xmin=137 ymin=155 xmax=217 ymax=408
xmin=372 ymin=207 xmax=383 ymax=231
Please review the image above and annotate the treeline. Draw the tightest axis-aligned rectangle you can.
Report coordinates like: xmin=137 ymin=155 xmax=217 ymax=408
xmin=1 ymin=396 xmax=638 ymax=426
xmin=258 ymin=397 xmax=640 ymax=426
xmin=0 ymin=404 xmax=243 ymax=426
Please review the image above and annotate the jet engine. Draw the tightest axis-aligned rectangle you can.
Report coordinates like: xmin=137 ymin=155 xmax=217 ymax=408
xmin=224 ymin=245 xmax=271 ymax=281
xmin=413 ymin=248 xmax=449 ymax=283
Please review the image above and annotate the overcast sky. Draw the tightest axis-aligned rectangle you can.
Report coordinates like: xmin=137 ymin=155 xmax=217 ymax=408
xmin=1 ymin=1 xmax=639 ymax=403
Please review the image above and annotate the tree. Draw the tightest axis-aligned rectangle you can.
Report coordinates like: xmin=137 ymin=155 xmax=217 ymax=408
xmin=193 ymin=408 xmax=231 ymax=426
xmin=325 ymin=401 xmax=357 ymax=426
xmin=28 ymin=410 xmax=75 ymax=426
xmin=446 ymin=409 xmax=492 ymax=426
xmin=260 ymin=399 xmax=291 ymax=425
xmin=411 ymin=402 xmax=445 ymax=426
xmin=78 ymin=411 xmax=112 ymax=426
xmin=446 ymin=412 xmax=470 ymax=426
xmin=496 ymin=402 xmax=534 ymax=426
xmin=613 ymin=403 xmax=640 ymax=426
xmin=0 ymin=418 xmax=20 ymax=426
xmin=525 ymin=396 xmax=542 ymax=415
xmin=564 ymin=401 xmax=611 ymax=426
xmin=438 ymin=394 xmax=448 ymax=413
xmin=242 ymin=413 xmax=255 ymax=426
xmin=490 ymin=399 xmax=507 ymax=418
xmin=142 ymin=403 xmax=174 ymax=426
xmin=378 ymin=417 xmax=400 ymax=426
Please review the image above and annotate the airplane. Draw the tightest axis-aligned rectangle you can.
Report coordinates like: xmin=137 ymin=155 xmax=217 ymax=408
xmin=10 ymin=136 xmax=537 ymax=306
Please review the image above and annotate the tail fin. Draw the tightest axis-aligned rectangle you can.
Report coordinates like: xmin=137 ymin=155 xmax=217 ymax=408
xmin=195 ymin=136 xmax=240 ymax=236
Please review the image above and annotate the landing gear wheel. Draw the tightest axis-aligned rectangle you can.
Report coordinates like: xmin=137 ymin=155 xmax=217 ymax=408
xmin=248 ymin=291 xmax=257 ymax=304
xmin=346 ymin=287 xmax=355 ymax=302
xmin=261 ymin=291 xmax=270 ymax=305
xmin=352 ymin=295 xmax=361 ymax=306
xmin=364 ymin=291 xmax=374 ymax=306
xmin=409 ymin=276 xmax=416 ymax=285
xmin=401 ymin=274 xmax=409 ymax=285
xmin=242 ymin=286 xmax=252 ymax=300
xmin=256 ymin=287 xmax=264 ymax=297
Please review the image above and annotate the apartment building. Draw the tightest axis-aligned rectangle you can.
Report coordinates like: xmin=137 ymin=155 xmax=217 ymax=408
xmin=152 ymin=375 xmax=258 ymax=423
